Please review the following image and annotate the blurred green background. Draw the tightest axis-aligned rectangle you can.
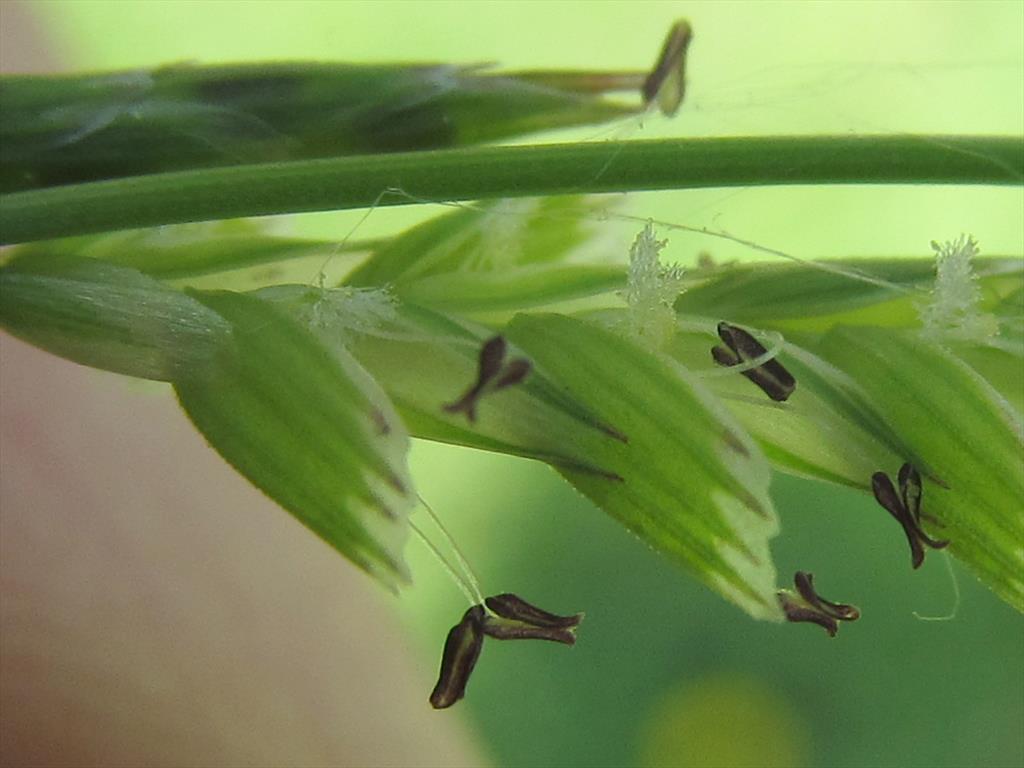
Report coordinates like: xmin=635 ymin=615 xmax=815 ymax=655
xmin=7 ymin=2 xmax=1022 ymax=766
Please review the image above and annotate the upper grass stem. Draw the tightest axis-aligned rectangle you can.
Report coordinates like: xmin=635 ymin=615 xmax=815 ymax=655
xmin=1 ymin=134 xmax=1021 ymax=245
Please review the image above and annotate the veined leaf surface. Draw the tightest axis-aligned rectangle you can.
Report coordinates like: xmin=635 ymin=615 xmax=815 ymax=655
xmin=315 ymin=292 xmax=782 ymax=618
xmin=344 ymin=196 xmax=621 ymax=317
xmin=0 ymin=251 xmax=229 ymax=380
xmin=175 ymin=289 xmax=415 ymax=590
xmin=675 ymin=257 xmax=1022 ymax=334
xmin=815 ymin=326 xmax=1024 ymax=610
xmin=507 ymin=314 xmax=781 ymax=619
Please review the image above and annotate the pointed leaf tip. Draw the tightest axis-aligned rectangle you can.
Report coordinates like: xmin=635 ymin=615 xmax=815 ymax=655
xmin=507 ymin=313 xmax=782 ymax=620
xmin=819 ymin=326 xmax=1024 ymax=610
xmin=174 ymin=289 xmax=415 ymax=590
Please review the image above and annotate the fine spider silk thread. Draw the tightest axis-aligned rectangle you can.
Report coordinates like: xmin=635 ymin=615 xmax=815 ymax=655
xmin=618 ymin=212 xmax=926 ymax=297
xmin=352 ymin=188 xmax=925 ymax=300
xmin=310 ymin=186 xmax=410 ymax=286
xmin=314 ymin=51 xmax=1019 ymax=300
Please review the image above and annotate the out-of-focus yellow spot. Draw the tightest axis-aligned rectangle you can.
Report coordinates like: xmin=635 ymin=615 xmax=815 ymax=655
xmin=638 ymin=674 xmax=810 ymax=768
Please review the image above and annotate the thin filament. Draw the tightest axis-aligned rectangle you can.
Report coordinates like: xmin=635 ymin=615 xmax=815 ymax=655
xmin=409 ymin=518 xmax=479 ymax=608
xmin=913 ymin=550 xmax=962 ymax=622
xmin=699 ymin=327 xmax=788 ymax=379
xmin=417 ymin=494 xmax=485 ymax=606
xmin=312 ymin=186 xmax=407 ymax=285
xmin=621 ymin=213 xmax=924 ymax=297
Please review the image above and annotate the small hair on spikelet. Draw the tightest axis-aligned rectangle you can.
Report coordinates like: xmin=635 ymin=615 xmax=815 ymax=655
xmin=621 ymin=222 xmax=686 ymax=350
xmin=919 ymin=234 xmax=998 ymax=343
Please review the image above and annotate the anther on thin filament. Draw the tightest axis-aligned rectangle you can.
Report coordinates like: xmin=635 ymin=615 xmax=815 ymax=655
xmin=871 ymin=462 xmax=949 ymax=569
xmin=415 ymin=497 xmax=584 ymax=710
xmin=711 ymin=321 xmax=796 ymax=402
xmin=443 ymin=335 xmax=532 ymax=422
xmin=642 ymin=20 xmax=693 ymax=117
xmin=778 ymin=571 xmax=860 ymax=637
xmin=430 ymin=593 xmax=585 ymax=709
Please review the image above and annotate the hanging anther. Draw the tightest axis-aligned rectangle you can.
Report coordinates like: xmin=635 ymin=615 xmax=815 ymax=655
xmin=444 ymin=335 xmax=532 ymax=422
xmin=642 ymin=19 xmax=693 ymax=117
xmin=711 ymin=322 xmax=796 ymax=402
xmin=481 ymin=593 xmax=584 ymax=645
xmin=429 ymin=594 xmax=584 ymax=709
xmin=871 ymin=462 xmax=949 ymax=569
xmin=778 ymin=571 xmax=860 ymax=637
xmin=430 ymin=605 xmax=486 ymax=709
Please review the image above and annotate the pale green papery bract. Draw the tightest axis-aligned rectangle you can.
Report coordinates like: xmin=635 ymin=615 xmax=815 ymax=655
xmin=261 ymin=284 xmax=781 ymax=617
xmin=0 ymin=250 xmax=231 ymax=380
xmin=507 ymin=313 xmax=782 ymax=620
xmin=343 ymin=195 xmax=622 ymax=318
xmin=0 ymin=252 xmax=416 ymax=590
xmin=175 ymin=288 xmax=416 ymax=591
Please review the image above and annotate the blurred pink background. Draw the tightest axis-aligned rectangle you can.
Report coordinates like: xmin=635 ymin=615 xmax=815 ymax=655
xmin=0 ymin=4 xmax=482 ymax=764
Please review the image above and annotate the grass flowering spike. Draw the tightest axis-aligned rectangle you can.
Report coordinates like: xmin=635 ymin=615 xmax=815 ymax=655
xmin=0 ymin=56 xmax=658 ymax=193
xmin=0 ymin=19 xmax=1020 ymax=729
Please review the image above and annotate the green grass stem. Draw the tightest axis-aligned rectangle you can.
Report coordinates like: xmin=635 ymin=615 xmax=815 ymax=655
xmin=2 ymin=134 xmax=1020 ymax=245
